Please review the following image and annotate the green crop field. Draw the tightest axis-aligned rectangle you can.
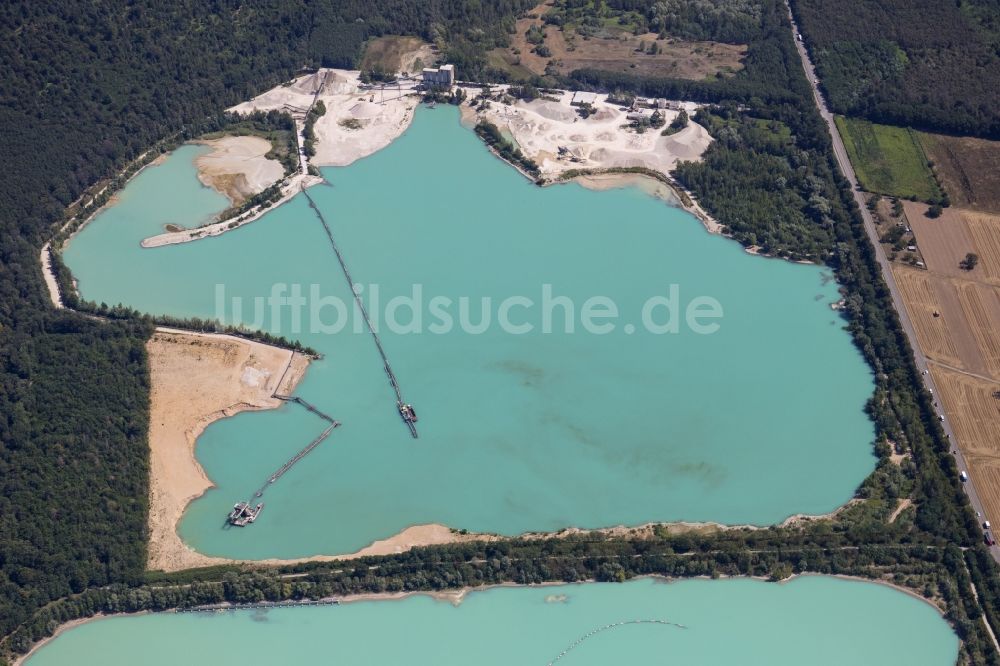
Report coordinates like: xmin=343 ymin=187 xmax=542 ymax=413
xmin=835 ymin=116 xmax=942 ymax=201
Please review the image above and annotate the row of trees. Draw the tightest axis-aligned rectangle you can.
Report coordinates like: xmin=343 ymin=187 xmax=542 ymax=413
xmin=302 ymin=100 xmax=327 ymax=158
xmin=474 ymin=120 xmax=542 ymax=178
xmin=2 ymin=530 xmax=997 ymax=663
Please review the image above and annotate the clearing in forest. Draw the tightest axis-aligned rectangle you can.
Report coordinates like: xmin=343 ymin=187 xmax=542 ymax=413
xmin=493 ymin=2 xmax=745 ymax=81
xmin=836 ymin=116 xmax=941 ymax=201
xmin=360 ymin=36 xmax=435 ymax=77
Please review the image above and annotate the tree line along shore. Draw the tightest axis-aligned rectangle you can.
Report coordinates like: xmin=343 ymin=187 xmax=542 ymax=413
xmin=4 ymin=0 xmax=1000 ymax=663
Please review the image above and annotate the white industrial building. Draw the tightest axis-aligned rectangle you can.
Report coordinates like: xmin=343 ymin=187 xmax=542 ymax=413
xmin=422 ymin=64 xmax=455 ymax=87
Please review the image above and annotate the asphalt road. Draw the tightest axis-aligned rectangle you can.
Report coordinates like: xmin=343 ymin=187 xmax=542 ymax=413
xmin=784 ymin=3 xmax=997 ymax=557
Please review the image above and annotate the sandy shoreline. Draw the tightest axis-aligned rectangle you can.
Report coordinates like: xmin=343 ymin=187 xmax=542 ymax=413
xmin=140 ymin=173 xmax=324 ymax=247
xmin=467 ymin=90 xmax=712 ymax=178
xmin=563 ymin=171 xmax=724 ymax=235
xmin=228 ymin=69 xmax=421 ymax=169
xmin=141 ymin=70 xmax=726 ymax=248
xmin=150 ymin=503 xmax=854 ymax=575
xmin=146 ymin=326 xmax=493 ymax=572
xmin=456 ymin=88 xmax=724 ymax=236
xmin=192 ymin=136 xmax=285 ymax=206
xmin=87 ymin=70 xmax=810 ymax=577
xmin=39 ymin=243 xmax=63 ymax=309
xmin=142 ymin=69 xmax=422 ymax=248
xmin=146 ymin=322 xmax=853 ymax=572
xmin=146 ymin=328 xmax=312 ymax=572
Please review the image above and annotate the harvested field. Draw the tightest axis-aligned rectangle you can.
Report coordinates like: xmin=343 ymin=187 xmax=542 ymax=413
xmin=966 ymin=212 xmax=1000 ymax=284
xmin=836 ymin=116 xmax=941 ymax=201
xmin=893 ymin=265 xmax=964 ymax=369
xmin=930 ymin=366 xmax=1000 ymax=525
xmin=905 ymin=202 xmax=1000 ymax=285
xmin=498 ymin=3 xmax=745 ymax=80
xmin=956 ymin=282 xmax=1000 ymax=378
xmin=919 ymin=132 xmax=1000 ymax=213
xmin=897 ymin=202 xmax=1000 ymax=526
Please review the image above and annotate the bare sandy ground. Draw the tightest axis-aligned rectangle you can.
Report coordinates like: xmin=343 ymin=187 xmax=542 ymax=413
xmin=146 ymin=71 xmax=717 ymax=247
xmin=146 ymin=328 xmax=310 ymax=571
xmin=572 ymin=172 xmax=682 ymax=203
xmin=311 ymin=92 xmax=419 ymax=167
xmin=147 ymin=326 xmax=492 ymax=572
xmin=466 ymin=90 xmax=711 ymax=179
xmin=570 ymin=172 xmax=723 ymax=234
xmin=140 ymin=173 xmax=323 ymax=248
xmin=143 ymin=70 xmax=419 ymax=248
xmin=153 ymin=523 xmax=491 ymax=574
xmin=39 ymin=243 xmax=63 ymax=308
xmin=460 ymin=90 xmax=721 ymax=234
xmin=194 ymin=136 xmax=285 ymax=205
xmin=229 ymin=69 xmax=421 ymax=168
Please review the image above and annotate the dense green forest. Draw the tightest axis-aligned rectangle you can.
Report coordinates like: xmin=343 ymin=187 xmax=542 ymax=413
xmin=4 ymin=0 xmax=1000 ymax=662
xmin=790 ymin=0 xmax=1000 ymax=138
xmin=0 ymin=0 xmax=536 ymax=647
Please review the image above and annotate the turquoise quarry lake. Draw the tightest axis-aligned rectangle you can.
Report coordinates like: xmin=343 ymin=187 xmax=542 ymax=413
xmin=26 ymin=577 xmax=957 ymax=665
xmin=65 ymin=107 xmax=876 ymax=559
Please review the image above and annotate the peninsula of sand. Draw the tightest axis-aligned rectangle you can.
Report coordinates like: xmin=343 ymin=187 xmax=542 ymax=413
xmin=146 ymin=329 xmax=309 ymax=571
xmin=145 ymin=316 xmax=845 ymax=572
xmin=193 ymin=135 xmax=285 ymax=206
xmin=146 ymin=328 xmax=493 ymax=572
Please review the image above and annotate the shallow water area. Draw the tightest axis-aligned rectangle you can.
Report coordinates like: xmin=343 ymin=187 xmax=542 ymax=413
xmin=25 ymin=577 xmax=958 ymax=665
xmin=64 ymin=106 xmax=876 ymax=559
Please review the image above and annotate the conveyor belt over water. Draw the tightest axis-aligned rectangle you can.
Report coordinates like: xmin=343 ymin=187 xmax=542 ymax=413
xmin=301 ymin=186 xmax=419 ymax=438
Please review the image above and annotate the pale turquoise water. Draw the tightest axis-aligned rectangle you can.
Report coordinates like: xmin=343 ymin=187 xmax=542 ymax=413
xmin=25 ymin=577 xmax=958 ymax=665
xmin=64 ymin=107 xmax=876 ymax=559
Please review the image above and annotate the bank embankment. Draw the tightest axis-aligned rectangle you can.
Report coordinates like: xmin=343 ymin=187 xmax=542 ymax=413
xmin=193 ymin=136 xmax=285 ymax=205
xmin=146 ymin=328 xmax=310 ymax=571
